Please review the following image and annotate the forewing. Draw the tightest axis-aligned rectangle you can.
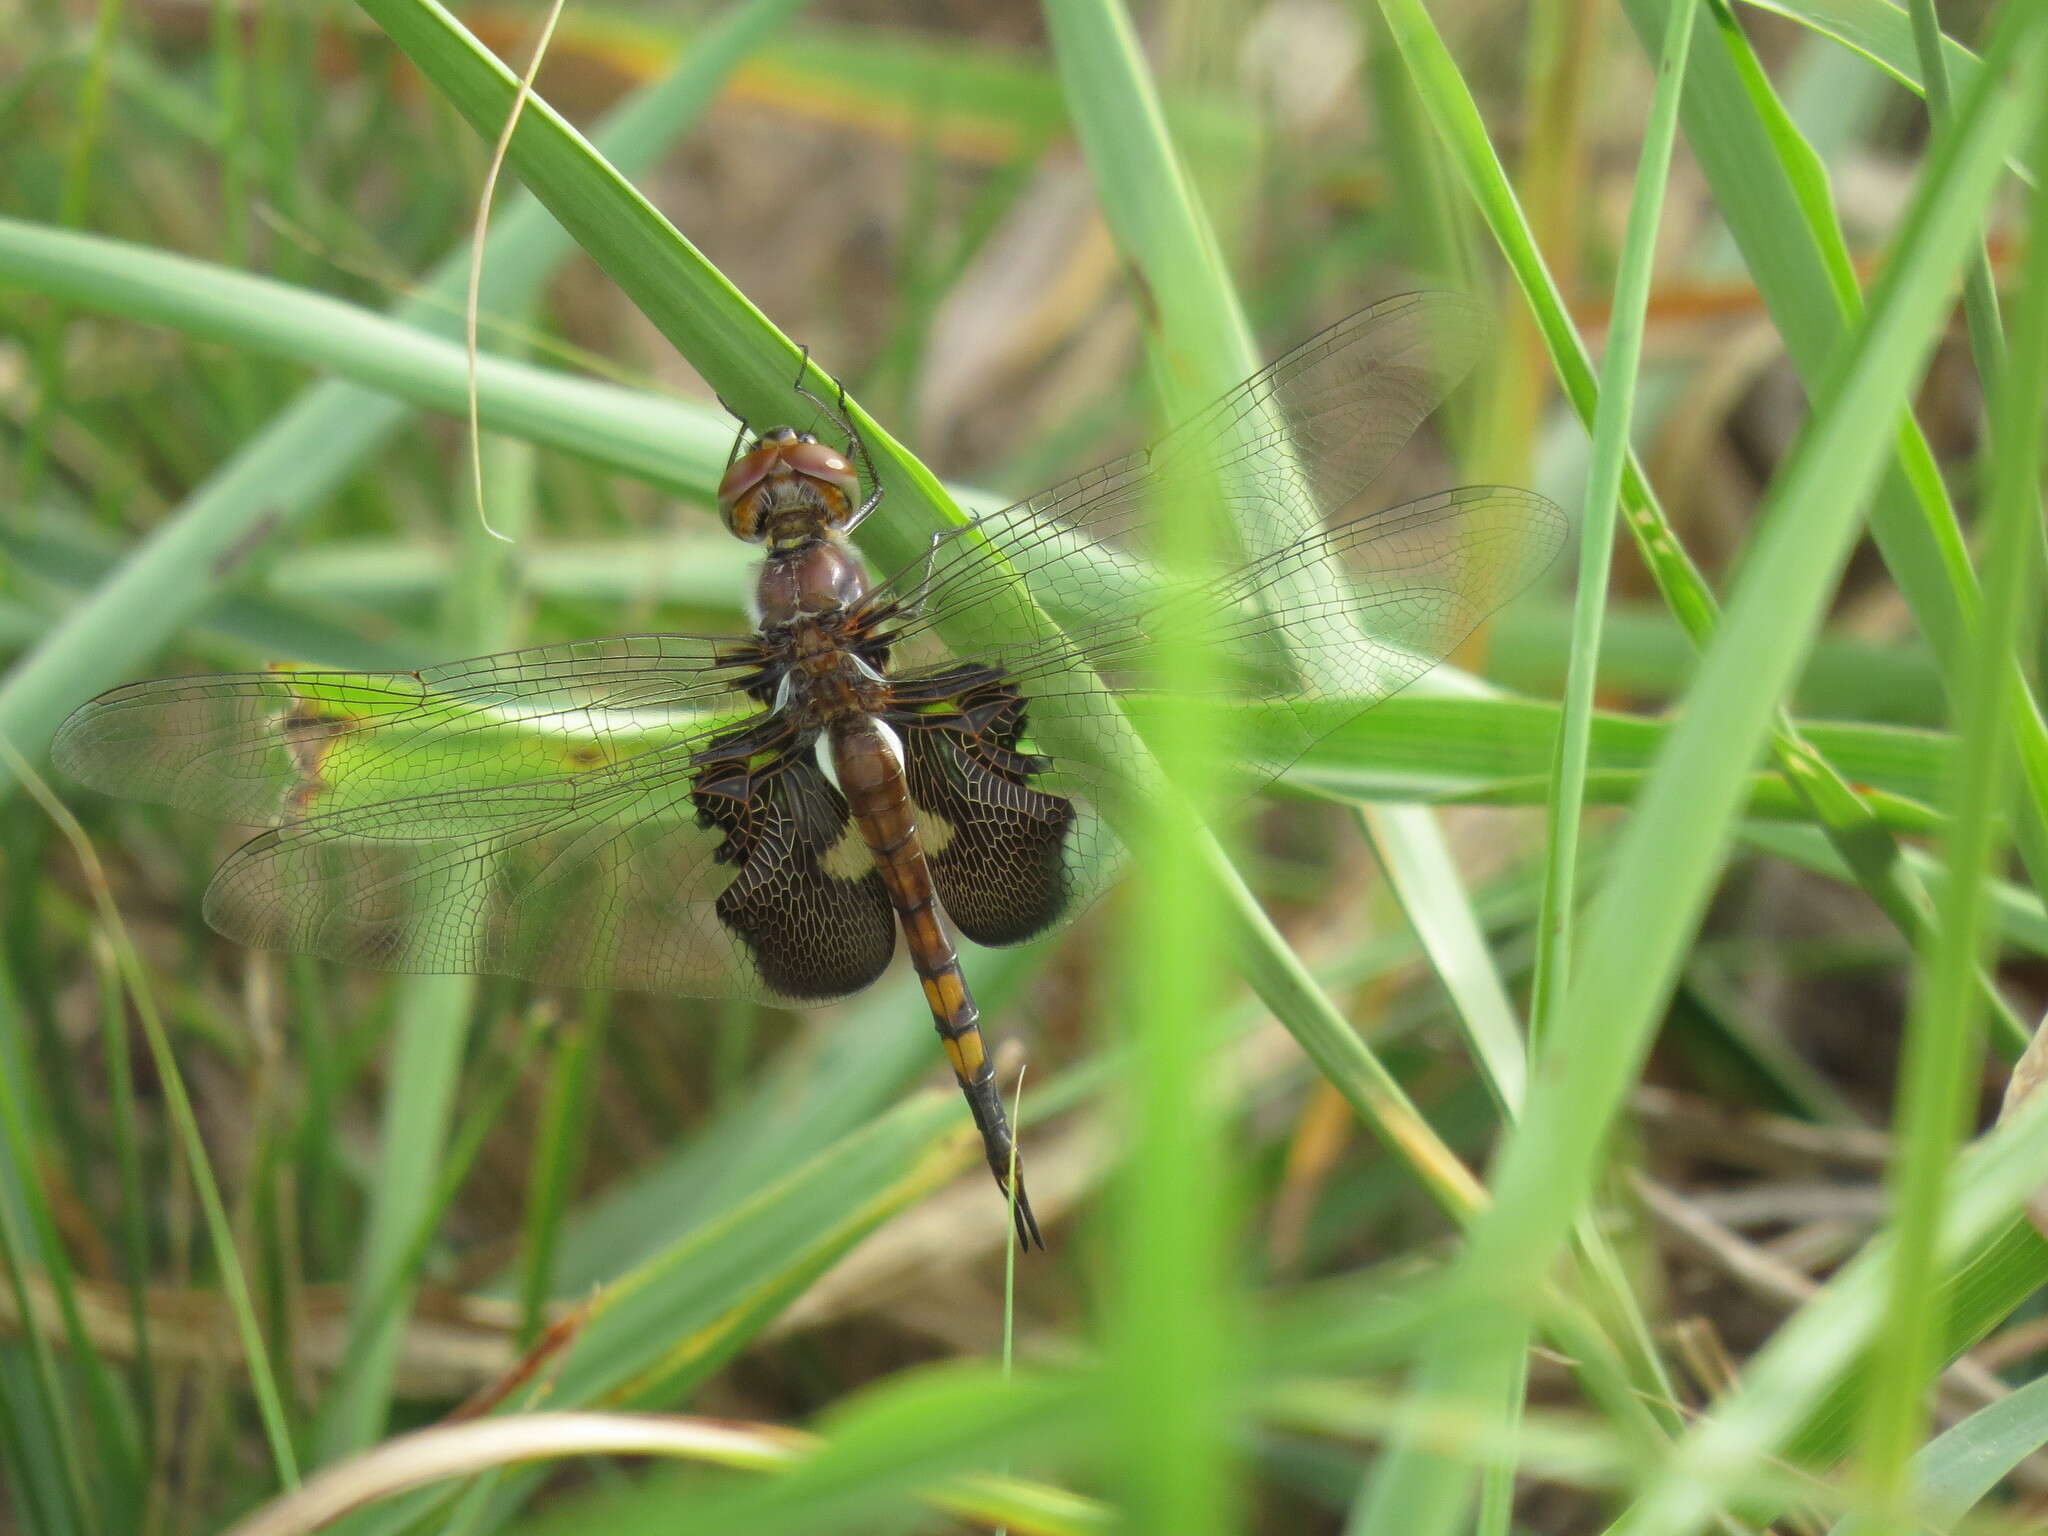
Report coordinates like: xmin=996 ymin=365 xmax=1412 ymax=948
xmin=203 ymin=723 xmax=895 ymax=1004
xmin=871 ymin=291 xmax=1491 ymax=651
xmin=52 ymin=634 xmax=760 ymax=828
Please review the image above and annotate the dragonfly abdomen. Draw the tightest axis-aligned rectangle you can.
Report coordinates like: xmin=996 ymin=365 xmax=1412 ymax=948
xmin=827 ymin=718 xmax=1043 ymax=1248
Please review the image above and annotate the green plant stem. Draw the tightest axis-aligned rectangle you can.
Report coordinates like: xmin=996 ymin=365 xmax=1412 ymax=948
xmin=1850 ymin=90 xmax=2048 ymax=1535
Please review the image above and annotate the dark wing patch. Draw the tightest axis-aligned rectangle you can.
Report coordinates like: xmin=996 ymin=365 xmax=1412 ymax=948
xmin=892 ymin=666 xmax=1076 ymax=948
xmin=692 ymin=735 xmax=895 ymax=1000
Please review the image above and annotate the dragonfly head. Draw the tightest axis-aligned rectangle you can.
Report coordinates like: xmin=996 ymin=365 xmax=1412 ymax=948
xmin=718 ymin=427 xmax=863 ymax=546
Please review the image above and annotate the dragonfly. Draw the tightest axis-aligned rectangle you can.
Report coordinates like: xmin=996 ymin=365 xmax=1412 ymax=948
xmin=54 ymin=293 xmax=1566 ymax=1249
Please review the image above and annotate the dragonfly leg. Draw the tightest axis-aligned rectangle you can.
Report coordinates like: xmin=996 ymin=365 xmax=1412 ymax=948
xmin=794 ymin=360 xmax=885 ymax=532
xmin=716 ymin=407 xmax=749 ymax=470
xmin=896 ymin=527 xmax=958 ymax=622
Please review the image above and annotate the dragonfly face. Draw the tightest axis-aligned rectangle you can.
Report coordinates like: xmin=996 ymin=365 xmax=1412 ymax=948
xmin=717 ymin=425 xmax=863 ymax=546
xmin=53 ymin=293 xmax=1569 ymax=1252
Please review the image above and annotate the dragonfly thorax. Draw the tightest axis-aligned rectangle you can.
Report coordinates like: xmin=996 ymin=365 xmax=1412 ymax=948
xmin=753 ymin=532 xmax=871 ymax=628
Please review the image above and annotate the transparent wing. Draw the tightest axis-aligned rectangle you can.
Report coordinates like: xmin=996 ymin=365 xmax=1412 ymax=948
xmin=51 ymin=634 xmax=762 ymax=828
xmin=55 ymin=637 xmax=899 ymax=1003
xmin=870 ymin=291 xmax=1493 ymax=646
xmin=198 ymin=730 xmax=894 ymax=1003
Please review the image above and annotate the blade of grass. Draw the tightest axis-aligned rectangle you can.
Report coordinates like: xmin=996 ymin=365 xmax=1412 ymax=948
xmin=0 ymin=218 xmax=733 ymax=500
xmin=1038 ymin=5 xmax=1251 ymax=1532
xmin=1621 ymin=0 xmax=2048 ymax=898
xmin=1907 ymin=0 xmax=2008 ymax=396
xmin=5 ymin=743 xmax=302 ymax=1487
xmin=1354 ymin=803 xmax=1525 ymax=1112
xmin=517 ymin=1002 xmax=604 ymax=1348
xmin=224 ymin=1404 xmax=1109 ymax=1536
xmin=1405 ymin=13 xmax=2044 ymax=1536
xmin=1741 ymin=0 xmax=1984 ymax=102
xmin=1354 ymin=13 xmax=1701 ymax=1529
xmin=1850 ymin=87 xmax=2048 ymax=1535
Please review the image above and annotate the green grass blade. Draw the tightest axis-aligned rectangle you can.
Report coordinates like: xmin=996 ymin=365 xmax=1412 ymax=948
xmin=1740 ymin=0 xmax=1984 ymax=100
xmin=1853 ymin=89 xmax=2048 ymax=1530
xmin=0 ymin=218 xmax=735 ymax=499
xmin=1038 ymin=6 xmax=1249 ymax=1533
xmin=1355 ymin=803 xmax=1526 ymax=1112
xmin=1352 ymin=11 xmax=1700 ymax=1529
xmin=1443 ymin=12 xmax=2044 ymax=1534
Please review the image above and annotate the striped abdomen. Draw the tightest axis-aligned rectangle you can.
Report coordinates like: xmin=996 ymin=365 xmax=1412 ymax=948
xmin=827 ymin=717 xmax=1042 ymax=1248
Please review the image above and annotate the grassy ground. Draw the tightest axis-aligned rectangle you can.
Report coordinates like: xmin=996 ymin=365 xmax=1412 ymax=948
xmin=3 ymin=0 xmax=2048 ymax=1531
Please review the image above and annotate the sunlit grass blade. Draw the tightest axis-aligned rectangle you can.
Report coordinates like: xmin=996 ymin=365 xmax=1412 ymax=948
xmin=1381 ymin=0 xmax=2002 ymax=1047
xmin=1351 ymin=9 xmax=1700 ymax=1527
xmin=223 ymin=1402 xmax=1110 ymax=1536
xmin=1421 ymin=11 xmax=2044 ymax=1535
xmin=1622 ymin=0 xmax=2048 ymax=894
xmin=1852 ymin=86 xmax=2048 ymax=1531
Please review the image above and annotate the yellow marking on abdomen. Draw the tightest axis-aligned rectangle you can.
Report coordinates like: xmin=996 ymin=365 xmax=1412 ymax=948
xmin=921 ymin=970 xmax=968 ymax=1021
xmin=943 ymin=1031 xmax=988 ymax=1081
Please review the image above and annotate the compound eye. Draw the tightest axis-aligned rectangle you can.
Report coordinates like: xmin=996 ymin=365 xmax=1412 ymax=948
xmin=716 ymin=444 xmax=779 ymax=541
xmin=782 ymin=439 xmax=862 ymax=521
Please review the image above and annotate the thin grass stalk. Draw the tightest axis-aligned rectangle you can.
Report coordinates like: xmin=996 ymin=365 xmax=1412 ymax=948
xmin=1850 ymin=89 xmax=2048 ymax=1535
xmin=4 ymin=745 xmax=303 ymax=1486
xmin=1421 ymin=16 xmax=2045 ymax=1535
xmin=1353 ymin=10 xmax=1702 ymax=1530
xmin=1038 ymin=2 xmax=1244 ymax=1529
xmin=96 ymin=935 xmax=158 ymax=1501
xmin=1387 ymin=0 xmax=2028 ymax=1049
